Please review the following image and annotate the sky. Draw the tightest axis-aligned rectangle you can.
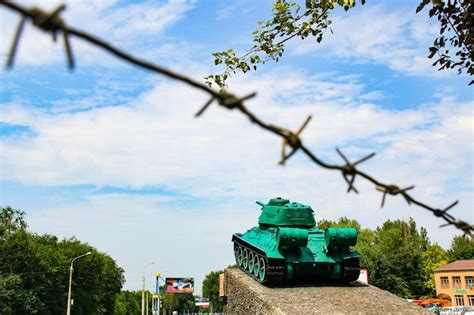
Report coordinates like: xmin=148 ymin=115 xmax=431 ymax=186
xmin=0 ymin=0 xmax=473 ymax=295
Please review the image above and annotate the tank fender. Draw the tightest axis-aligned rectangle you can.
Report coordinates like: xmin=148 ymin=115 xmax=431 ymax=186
xmin=277 ymin=227 xmax=308 ymax=248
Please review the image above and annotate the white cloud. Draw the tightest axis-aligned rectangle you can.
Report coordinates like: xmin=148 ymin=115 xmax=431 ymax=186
xmin=1 ymin=68 xmax=472 ymax=234
xmin=0 ymin=0 xmax=195 ymax=67
xmin=2 ymin=0 xmax=471 ymax=296
xmin=290 ymin=5 xmax=443 ymax=77
xmin=1 ymin=69 xmax=472 ymax=293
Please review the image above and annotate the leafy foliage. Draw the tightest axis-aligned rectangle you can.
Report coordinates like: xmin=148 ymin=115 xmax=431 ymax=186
xmin=318 ymin=217 xmax=447 ymax=298
xmin=0 ymin=206 xmax=27 ymax=239
xmin=0 ymin=206 xmax=125 ymax=314
xmin=205 ymin=0 xmax=364 ymax=88
xmin=160 ymin=291 xmax=196 ymax=313
xmin=0 ymin=273 xmax=41 ymax=315
xmin=447 ymin=235 xmax=474 ymax=261
xmin=114 ymin=290 xmax=144 ymax=315
xmin=208 ymin=0 xmax=473 ymax=88
xmin=421 ymin=244 xmax=449 ymax=295
xmin=416 ymin=0 xmax=473 ymax=84
xmin=202 ymin=270 xmax=225 ymax=312
xmin=359 ymin=219 xmax=430 ymax=298
xmin=318 ymin=217 xmax=361 ymax=231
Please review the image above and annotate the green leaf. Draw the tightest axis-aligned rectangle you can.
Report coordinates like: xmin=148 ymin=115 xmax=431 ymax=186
xmin=416 ymin=0 xmax=430 ymax=13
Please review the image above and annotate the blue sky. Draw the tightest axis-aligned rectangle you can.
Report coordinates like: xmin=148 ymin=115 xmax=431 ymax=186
xmin=1 ymin=0 xmax=473 ymax=294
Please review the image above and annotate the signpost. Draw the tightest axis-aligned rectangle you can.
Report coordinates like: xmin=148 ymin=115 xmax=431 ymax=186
xmin=154 ymin=273 xmax=160 ymax=315
xmin=219 ymin=273 xmax=225 ymax=297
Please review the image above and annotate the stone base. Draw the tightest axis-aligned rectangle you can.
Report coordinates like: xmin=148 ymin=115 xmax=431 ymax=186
xmin=224 ymin=268 xmax=429 ymax=315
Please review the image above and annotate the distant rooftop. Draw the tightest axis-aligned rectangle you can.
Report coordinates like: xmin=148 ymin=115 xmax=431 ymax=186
xmin=434 ymin=260 xmax=474 ymax=273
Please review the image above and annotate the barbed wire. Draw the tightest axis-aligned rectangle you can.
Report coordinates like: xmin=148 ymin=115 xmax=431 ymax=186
xmin=1 ymin=1 xmax=472 ymax=237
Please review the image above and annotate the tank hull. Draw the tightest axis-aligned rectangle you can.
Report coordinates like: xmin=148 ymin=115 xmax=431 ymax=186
xmin=232 ymin=226 xmax=361 ymax=285
xmin=232 ymin=198 xmax=361 ymax=285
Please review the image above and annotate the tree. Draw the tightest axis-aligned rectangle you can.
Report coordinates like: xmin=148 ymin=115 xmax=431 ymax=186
xmin=0 ymin=274 xmax=41 ymax=315
xmin=114 ymin=290 xmax=143 ymax=315
xmin=208 ymin=0 xmax=473 ymax=88
xmin=206 ymin=0 xmax=363 ymax=88
xmin=416 ymin=0 xmax=473 ymax=84
xmin=0 ymin=206 xmax=27 ymax=239
xmin=0 ymin=207 xmax=125 ymax=314
xmin=317 ymin=216 xmax=361 ymax=231
xmin=361 ymin=219 xmax=430 ymax=298
xmin=421 ymin=244 xmax=449 ymax=296
xmin=161 ymin=292 xmax=196 ymax=313
xmin=318 ymin=217 xmax=433 ymax=298
xmin=448 ymin=236 xmax=474 ymax=261
xmin=202 ymin=270 xmax=225 ymax=312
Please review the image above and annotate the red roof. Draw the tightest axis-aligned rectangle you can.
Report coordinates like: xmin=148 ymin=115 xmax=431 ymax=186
xmin=434 ymin=260 xmax=474 ymax=273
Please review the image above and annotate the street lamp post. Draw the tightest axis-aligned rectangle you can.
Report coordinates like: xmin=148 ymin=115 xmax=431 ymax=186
xmin=154 ymin=269 xmax=166 ymax=315
xmin=142 ymin=261 xmax=154 ymax=315
xmin=66 ymin=251 xmax=92 ymax=315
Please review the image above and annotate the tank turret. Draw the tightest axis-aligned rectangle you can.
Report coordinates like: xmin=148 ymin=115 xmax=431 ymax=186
xmin=232 ymin=198 xmax=361 ymax=284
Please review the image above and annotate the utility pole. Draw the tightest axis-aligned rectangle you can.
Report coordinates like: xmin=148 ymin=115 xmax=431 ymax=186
xmin=146 ymin=291 xmax=149 ymax=315
xmin=142 ymin=261 xmax=154 ymax=315
xmin=66 ymin=252 xmax=91 ymax=315
xmin=154 ymin=272 xmax=160 ymax=315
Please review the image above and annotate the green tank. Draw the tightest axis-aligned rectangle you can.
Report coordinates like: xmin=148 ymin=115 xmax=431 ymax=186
xmin=232 ymin=197 xmax=361 ymax=284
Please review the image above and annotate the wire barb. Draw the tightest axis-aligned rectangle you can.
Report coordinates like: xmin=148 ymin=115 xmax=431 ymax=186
xmin=376 ymin=185 xmax=414 ymax=208
xmin=218 ymin=92 xmax=257 ymax=110
xmin=336 ymin=148 xmax=375 ymax=194
xmin=277 ymin=115 xmax=312 ymax=165
xmin=15 ymin=4 xmax=76 ymax=69
xmin=1 ymin=1 xmax=472 ymax=238
xmin=6 ymin=16 xmax=26 ymax=69
xmin=63 ymin=28 xmax=75 ymax=69
xmin=195 ymin=97 xmax=215 ymax=117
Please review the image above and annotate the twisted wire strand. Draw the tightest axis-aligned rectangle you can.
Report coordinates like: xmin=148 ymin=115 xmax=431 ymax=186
xmin=1 ymin=1 xmax=472 ymax=237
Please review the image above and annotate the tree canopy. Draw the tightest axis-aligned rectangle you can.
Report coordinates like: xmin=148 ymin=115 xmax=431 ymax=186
xmin=207 ymin=0 xmax=473 ymax=88
xmin=202 ymin=270 xmax=225 ymax=312
xmin=0 ymin=206 xmax=125 ymax=314
xmin=447 ymin=235 xmax=474 ymax=261
xmin=417 ymin=0 xmax=473 ymax=84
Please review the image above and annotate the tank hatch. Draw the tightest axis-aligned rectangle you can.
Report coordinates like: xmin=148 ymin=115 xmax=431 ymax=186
xmin=257 ymin=197 xmax=316 ymax=228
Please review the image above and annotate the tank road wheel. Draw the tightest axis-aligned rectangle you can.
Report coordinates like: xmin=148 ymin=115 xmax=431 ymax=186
xmin=242 ymin=248 xmax=249 ymax=269
xmin=234 ymin=245 xmax=243 ymax=267
xmin=248 ymin=251 xmax=255 ymax=273
xmin=258 ymin=257 xmax=266 ymax=282
xmin=253 ymin=255 xmax=261 ymax=277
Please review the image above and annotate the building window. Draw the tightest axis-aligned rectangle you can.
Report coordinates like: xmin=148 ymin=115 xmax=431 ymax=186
xmin=441 ymin=277 xmax=449 ymax=288
xmin=453 ymin=276 xmax=461 ymax=288
xmin=455 ymin=295 xmax=464 ymax=306
xmin=468 ymin=295 xmax=474 ymax=306
xmin=466 ymin=276 xmax=474 ymax=288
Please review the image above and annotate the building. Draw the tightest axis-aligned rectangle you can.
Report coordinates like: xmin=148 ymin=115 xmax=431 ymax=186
xmin=434 ymin=260 xmax=474 ymax=306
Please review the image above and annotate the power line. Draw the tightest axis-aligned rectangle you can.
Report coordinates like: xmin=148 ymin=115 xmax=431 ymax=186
xmin=0 ymin=1 xmax=472 ymax=237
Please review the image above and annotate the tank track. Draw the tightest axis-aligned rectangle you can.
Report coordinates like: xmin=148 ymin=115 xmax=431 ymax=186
xmin=232 ymin=235 xmax=286 ymax=284
xmin=340 ymin=257 xmax=361 ymax=283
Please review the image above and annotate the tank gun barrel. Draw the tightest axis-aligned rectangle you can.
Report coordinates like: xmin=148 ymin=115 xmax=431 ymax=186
xmin=256 ymin=201 xmax=266 ymax=207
